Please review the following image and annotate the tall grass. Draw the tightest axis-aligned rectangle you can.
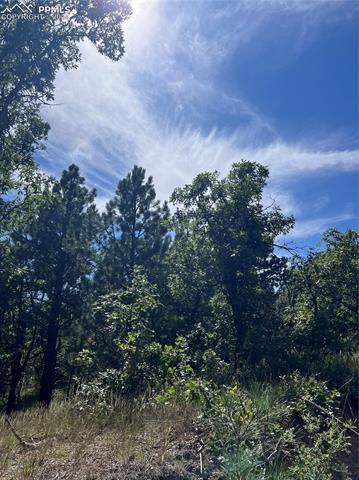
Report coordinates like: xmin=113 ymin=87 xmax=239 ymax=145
xmin=0 ymin=396 xmax=199 ymax=480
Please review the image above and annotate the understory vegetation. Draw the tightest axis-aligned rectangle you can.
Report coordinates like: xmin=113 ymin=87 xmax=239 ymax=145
xmin=0 ymin=374 xmax=358 ymax=479
xmin=0 ymin=1 xmax=358 ymax=479
xmin=0 ymin=160 xmax=357 ymax=479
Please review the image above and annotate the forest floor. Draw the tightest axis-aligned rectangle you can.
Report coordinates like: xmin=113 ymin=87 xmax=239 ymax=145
xmin=0 ymin=400 xmax=221 ymax=480
xmin=0 ymin=397 xmax=358 ymax=480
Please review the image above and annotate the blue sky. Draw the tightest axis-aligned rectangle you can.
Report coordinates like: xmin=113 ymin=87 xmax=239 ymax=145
xmin=38 ymin=0 xmax=358 ymax=248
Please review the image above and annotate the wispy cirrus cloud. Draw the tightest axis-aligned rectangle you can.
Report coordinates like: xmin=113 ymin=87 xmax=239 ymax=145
xmin=288 ymin=213 xmax=355 ymax=239
xmin=41 ymin=43 xmax=358 ymax=200
xmin=40 ymin=0 xmax=358 ymax=237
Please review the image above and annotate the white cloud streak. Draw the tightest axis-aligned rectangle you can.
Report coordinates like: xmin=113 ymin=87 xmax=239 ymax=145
xmin=288 ymin=213 xmax=355 ymax=239
xmin=40 ymin=0 xmax=358 ymax=235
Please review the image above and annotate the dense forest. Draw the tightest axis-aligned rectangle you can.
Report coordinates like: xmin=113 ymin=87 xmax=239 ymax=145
xmin=0 ymin=1 xmax=358 ymax=479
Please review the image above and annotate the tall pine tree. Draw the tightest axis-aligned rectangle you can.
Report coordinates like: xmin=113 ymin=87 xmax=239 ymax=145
xmin=97 ymin=165 xmax=170 ymax=291
xmin=31 ymin=165 xmax=99 ymax=405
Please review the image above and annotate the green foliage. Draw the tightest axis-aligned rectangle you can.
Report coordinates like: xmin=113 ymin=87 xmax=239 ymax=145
xmin=0 ymin=1 xmax=133 ymax=407
xmin=79 ymin=268 xmax=162 ymax=394
xmin=156 ymin=336 xmax=210 ymax=404
xmin=278 ymin=229 xmax=358 ymax=398
xmin=163 ymin=219 xmax=217 ymax=339
xmin=284 ymin=374 xmax=351 ymax=479
xmin=74 ymin=369 xmax=124 ymax=414
xmin=204 ymin=383 xmax=291 ymax=479
xmin=285 ymin=375 xmax=351 ymax=479
xmin=205 ymin=385 xmax=256 ymax=447
xmin=201 ymin=349 xmax=231 ymax=384
xmin=0 ymin=0 xmax=132 ymax=137
xmin=97 ymin=165 xmax=170 ymax=290
xmin=221 ymin=450 xmax=287 ymax=480
xmin=202 ymin=376 xmax=351 ymax=480
xmin=0 ymin=0 xmax=357 ymax=470
xmin=0 ymin=1 xmax=132 ymax=228
xmin=171 ymin=161 xmax=293 ymax=361
xmin=0 ymin=154 xmax=356 ymax=476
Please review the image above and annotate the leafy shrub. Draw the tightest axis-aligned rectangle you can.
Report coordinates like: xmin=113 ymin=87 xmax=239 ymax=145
xmin=156 ymin=336 xmax=211 ymax=404
xmin=203 ymin=376 xmax=352 ymax=480
xmin=72 ymin=369 xmax=123 ymax=414
xmin=284 ymin=374 xmax=351 ymax=480
xmin=201 ymin=349 xmax=231 ymax=384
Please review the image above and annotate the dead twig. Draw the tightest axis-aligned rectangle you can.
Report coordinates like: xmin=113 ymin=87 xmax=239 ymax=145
xmin=304 ymin=399 xmax=359 ymax=437
xmin=197 ymin=439 xmax=204 ymax=475
xmin=266 ymin=437 xmax=282 ymax=462
xmin=4 ymin=416 xmax=41 ymax=448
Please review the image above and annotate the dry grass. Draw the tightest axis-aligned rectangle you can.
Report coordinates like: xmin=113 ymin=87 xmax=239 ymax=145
xmin=0 ymin=398 xmax=220 ymax=480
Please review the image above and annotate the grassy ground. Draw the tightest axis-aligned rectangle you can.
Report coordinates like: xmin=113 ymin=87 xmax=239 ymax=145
xmin=1 ymin=387 xmax=357 ymax=480
xmin=0 ymin=399 xmax=220 ymax=480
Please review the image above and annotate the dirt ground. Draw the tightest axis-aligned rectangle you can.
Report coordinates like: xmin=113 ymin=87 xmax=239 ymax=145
xmin=0 ymin=405 xmax=221 ymax=480
xmin=0 ymin=403 xmax=357 ymax=479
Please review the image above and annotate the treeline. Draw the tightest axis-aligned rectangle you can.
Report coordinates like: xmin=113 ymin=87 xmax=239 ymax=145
xmin=0 ymin=0 xmax=357 ymax=418
xmin=0 ymin=0 xmax=132 ymax=411
xmin=0 ymin=160 xmax=357 ymax=413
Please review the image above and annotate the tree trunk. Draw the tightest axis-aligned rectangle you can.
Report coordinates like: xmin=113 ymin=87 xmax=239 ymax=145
xmin=6 ymin=354 xmax=23 ymax=414
xmin=39 ymin=272 xmax=63 ymax=406
xmin=6 ymin=285 xmax=25 ymax=414
xmin=222 ymin=267 xmax=247 ymax=373
xmin=39 ymin=316 xmax=59 ymax=406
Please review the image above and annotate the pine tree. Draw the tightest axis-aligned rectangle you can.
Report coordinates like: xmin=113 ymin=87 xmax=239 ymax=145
xmin=32 ymin=165 xmax=99 ymax=405
xmin=97 ymin=165 xmax=170 ymax=290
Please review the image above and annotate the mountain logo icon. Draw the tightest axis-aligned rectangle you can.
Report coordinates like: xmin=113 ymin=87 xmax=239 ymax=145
xmin=1 ymin=2 xmax=33 ymax=14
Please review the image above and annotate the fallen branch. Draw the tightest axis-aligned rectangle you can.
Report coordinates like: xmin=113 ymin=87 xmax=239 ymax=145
xmin=304 ymin=399 xmax=359 ymax=437
xmin=266 ymin=437 xmax=282 ymax=462
xmin=4 ymin=416 xmax=40 ymax=448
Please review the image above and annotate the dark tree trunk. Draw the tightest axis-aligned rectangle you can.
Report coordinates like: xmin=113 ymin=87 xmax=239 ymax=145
xmin=129 ymin=194 xmax=138 ymax=279
xmin=6 ymin=322 xmax=38 ymax=413
xmin=39 ymin=316 xmax=59 ymax=406
xmin=6 ymin=353 xmax=23 ymax=414
xmin=222 ymin=265 xmax=247 ymax=372
xmin=229 ymin=293 xmax=246 ymax=370
xmin=6 ymin=285 xmax=25 ymax=414
xmin=39 ymin=269 xmax=63 ymax=406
